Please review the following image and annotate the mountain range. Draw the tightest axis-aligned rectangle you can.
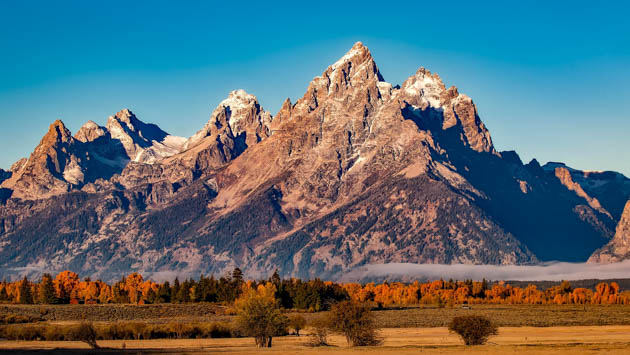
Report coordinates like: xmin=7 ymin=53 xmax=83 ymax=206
xmin=1 ymin=42 xmax=629 ymax=281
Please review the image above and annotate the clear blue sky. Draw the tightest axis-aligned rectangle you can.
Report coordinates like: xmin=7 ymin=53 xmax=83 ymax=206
xmin=1 ymin=1 xmax=628 ymax=176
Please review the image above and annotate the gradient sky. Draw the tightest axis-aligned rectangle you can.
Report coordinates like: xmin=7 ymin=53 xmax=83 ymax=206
xmin=1 ymin=1 xmax=628 ymax=176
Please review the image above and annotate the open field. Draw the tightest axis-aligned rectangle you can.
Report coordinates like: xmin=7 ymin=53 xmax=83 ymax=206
xmin=5 ymin=304 xmax=630 ymax=327
xmin=0 ymin=326 xmax=629 ymax=354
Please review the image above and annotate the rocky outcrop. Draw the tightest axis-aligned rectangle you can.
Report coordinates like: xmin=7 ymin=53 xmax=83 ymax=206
xmin=589 ymin=200 xmax=630 ymax=263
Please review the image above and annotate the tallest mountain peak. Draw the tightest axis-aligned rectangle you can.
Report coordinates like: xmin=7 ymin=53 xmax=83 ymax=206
xmin=330 ymin=41 xmax=375 ymax=71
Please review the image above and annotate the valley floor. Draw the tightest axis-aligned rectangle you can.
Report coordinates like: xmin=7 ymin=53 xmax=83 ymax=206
xmin=1 ymin=326 xmax=630 ymax=354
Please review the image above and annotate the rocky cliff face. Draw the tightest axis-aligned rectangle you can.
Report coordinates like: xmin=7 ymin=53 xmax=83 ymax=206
xmin=589 ymin=200 xmax=630 ymax=263
xmin=0 ymin=42 xmax=626 ymax=281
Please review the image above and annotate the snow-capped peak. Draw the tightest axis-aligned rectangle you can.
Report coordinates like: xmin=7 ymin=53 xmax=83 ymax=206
xmin=219 ymin=89 xmax=260 ymax=131
xmin=182 ymin=90 xmax=271 ymax=152
xmin=402 ymin=67 xmax=446 ymax=108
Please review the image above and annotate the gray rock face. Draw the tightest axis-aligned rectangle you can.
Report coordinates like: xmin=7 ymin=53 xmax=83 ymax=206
xmin=0 ymin=42 xmax=626 ymax=282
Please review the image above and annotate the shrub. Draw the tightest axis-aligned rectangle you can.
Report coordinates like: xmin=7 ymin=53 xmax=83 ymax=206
xmin=288 ymin=314 xmax=307 ymax=336
xmin=307 ymin=317 xmax=330 ymax=347
xmin=448 ymin=315 xmax=498 ymax=345
xmin=167 ymin=321 xmax=191 ymax=339
xmin=102 ymin=322 xmax=134 ymax=340
xmin=327 ymin=300 xmax=382 ymax=346
xmin=127 ymin=322 xmax=149 ymax=340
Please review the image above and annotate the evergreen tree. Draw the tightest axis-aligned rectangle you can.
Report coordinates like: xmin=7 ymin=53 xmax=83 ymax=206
xmin=176 ymin=280 xmax=191 ymax=303
xmin=271 ymin=270 xmax=281 ymax=285
xmin=145 ymin=288 xmax=156 ymax=304
xmin=0 ymin=286 xmax=8 ymax=303
xmin=156 ymin=281 xmax=171 ymax=303
xmin=171 ymin=278 xmax=180 ymax=303
xmin=38 ymin=273 xmax=57 ymax=304
xmin=232 ymin=268 xmax=244 ymax=283
xmin=19 ymin=276 xmax=33 ymax=304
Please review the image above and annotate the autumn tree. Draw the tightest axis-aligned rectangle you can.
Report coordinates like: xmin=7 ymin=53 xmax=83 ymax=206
xmin=54 ymin=271 xmax=79 ymax=303
xmin=123 ymin=273 xmax=144 ymax=304
xmin=328 ymin=300 xmax=382 ymax=346
xmin=235 ymin=282 xmax=289 ymax=348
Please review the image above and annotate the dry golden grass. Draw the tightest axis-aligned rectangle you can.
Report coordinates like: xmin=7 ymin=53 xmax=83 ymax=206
xmin=1 ymin=326 xmax=629 ymax=354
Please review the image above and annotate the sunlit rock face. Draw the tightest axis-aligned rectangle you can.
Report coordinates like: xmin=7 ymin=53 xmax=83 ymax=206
xmin=589 ymin=200 xmax=630 ymax=263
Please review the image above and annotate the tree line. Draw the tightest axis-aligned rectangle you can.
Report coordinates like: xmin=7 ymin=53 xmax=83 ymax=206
xmin=3 ymin=270 xmax=630 ymax=306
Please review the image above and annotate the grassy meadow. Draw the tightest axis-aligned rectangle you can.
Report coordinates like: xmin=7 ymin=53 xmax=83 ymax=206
xmin=1 ymin=304 xmax=630 ymax=353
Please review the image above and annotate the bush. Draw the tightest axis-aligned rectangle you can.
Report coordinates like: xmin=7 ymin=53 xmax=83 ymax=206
xmin=327 ymin=300 xmax=382 ymax=346
xmin=448 ymin=315 xmax=498 ymax=345
xmin=307 ymin=317 xmax=329 ymax=347
xmin=288 ymin=314 xmax=307 ymax=336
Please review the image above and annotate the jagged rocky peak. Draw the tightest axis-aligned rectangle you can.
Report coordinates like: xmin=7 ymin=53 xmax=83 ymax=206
xmin=0 ymin=119 xmax=87 ymax=199
xmin=75 ymin=120 xmax=106 ymax=143
xmin=295 ymin=42 xmax=388 ymax=114
xmin=183 ymin=89 xmax=272 ymax=151
xmin=325 ymin=41 xmax=384 ymax=89
xmin=105 ymin=108 xmax=185 ymax=164
xmin=105 ymin=109 xmax=148 ymax=143
xmin=42 ymin=119 xmax=73 ymax=146
xmin=399 ymin=66 xmax=494 ymax=154
xmin=401 ymin=67 xmax=447 ymax=109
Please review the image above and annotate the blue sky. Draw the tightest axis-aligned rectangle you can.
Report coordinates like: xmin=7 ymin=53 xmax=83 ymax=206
xmin=1 ymin=1 xmax=628 ymax=175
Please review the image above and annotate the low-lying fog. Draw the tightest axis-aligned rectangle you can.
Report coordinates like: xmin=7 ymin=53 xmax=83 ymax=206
xmin=342 ymin=261 xmax=630 ymax=282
